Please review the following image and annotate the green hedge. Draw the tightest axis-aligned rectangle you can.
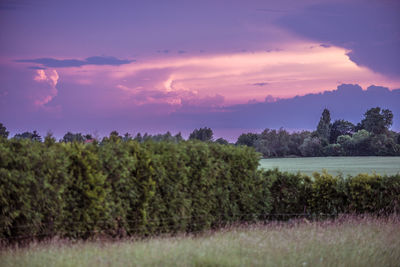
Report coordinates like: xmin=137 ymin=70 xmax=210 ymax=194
xmin=0 ymin=137 xmax=399 ymax=243
xmin=0 ymin=138 xmax=270 ymax=242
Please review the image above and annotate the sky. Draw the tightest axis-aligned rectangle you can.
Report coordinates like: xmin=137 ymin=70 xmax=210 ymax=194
xmin=1 ymin=0 xmax=400 ymax=140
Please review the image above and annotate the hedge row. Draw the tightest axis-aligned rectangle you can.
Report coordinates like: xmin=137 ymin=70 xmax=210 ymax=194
xmin=0 ymin=137 xmax=399 ymax=243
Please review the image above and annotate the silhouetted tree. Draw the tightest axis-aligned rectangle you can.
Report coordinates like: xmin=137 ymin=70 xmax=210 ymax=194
xmin=236 ymin=133 xmax=259 ymax=147
xmin=360 ymin=107 xmax=393 ymax=134
xmin=0 ymin=123 xmax=9 ymax=138
xmin=316 ymin=108 xmax=331 ymax=144
xmin=14 ymin=130 xmax=42 ymax=142
xmin=329 ymin=120 xmax=355 ymax=144
xmin=62 ymin=132 xmax=85 ymax=143
xmin=189 ymin=127 xmax=213 ymax=142
xmin=215 ymin=137 xmax=229 ymax=145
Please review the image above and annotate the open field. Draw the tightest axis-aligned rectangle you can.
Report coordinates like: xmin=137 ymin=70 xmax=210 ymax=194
xmin=1 ymin=216 xmax=399 ymax=267
xmin=259 ymin=156 xmax=400 ymax=176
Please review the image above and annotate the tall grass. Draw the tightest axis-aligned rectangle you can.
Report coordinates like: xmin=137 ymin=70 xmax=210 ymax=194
xmin=1 ymin=215 xmax=399 ymax=267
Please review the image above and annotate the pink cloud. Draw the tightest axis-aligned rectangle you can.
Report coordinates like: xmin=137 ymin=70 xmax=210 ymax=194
xmin=32 ymin=69 xmax=59 ymax=108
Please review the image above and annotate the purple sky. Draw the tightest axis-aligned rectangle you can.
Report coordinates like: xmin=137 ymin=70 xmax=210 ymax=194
xmin=1 ymin=0 xmax=400 ymax=140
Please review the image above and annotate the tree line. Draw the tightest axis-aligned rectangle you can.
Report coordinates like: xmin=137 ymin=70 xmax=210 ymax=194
xmin=1 ymin=106 xmax=399 ymax=157
xmin=236 ymin=107 xmax=400 ymax=157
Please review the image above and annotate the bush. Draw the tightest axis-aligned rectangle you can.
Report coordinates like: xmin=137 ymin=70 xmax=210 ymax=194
xmin=346 ymin=173 xmax=400 ymax=214
xmin=1 ymin=136 xmax=399 ymax=244
xmin=263 ymin=169 xmax=312 ymax=215
xmin=310 ymin=171 xmax=346 ymax=214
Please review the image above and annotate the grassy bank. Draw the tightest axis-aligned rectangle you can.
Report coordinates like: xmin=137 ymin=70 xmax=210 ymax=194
xmin=1 ymin=216 xmax=399 ymax=267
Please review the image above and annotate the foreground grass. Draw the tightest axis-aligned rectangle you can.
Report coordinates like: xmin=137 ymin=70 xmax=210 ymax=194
xmin=1 ymin=216 xmax=399 ymax=267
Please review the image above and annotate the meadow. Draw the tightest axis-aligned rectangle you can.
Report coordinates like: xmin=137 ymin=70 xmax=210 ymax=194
xmin=1 ymin=216 xmax=399 ymax=267
xmin=259 ymin=156 xmax=400 ymax=176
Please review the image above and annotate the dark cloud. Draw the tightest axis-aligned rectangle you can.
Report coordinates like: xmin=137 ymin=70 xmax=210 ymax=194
xmin=252 ymin=82 xmax=268 ymax=87
xmin=16 ymin=56 xmax=134 ymax=68
xmin=170 ymin=84 xmax=400 ymax=131
xmin=319 ymin=44 xmax=331 ymax=48
xmin=28 ymin=66 xmax=46 ymax=70
xmin=178 ymin=50 xmax=186 ymax=54
xmin=277 ymin=2 xmax=400 ymax=77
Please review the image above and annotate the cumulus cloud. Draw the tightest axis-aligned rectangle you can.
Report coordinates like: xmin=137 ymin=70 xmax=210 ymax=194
xmin=33 ymin=69 xmax=59 ymax=107
xmin=110 ymin=42 xmax=400 ymax=104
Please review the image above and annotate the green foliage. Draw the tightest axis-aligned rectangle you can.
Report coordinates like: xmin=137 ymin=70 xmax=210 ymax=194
xmin=61 ymin=143 xmax=109 ymax=239
xmin=316 ymin=108 xmax=331 ymax=143
xmin=236 ymin=107 xmax=399 ymax=157
xmin=346 ymin=173 xmax=400 ymax=214
xmin=236 ymin=133 xmax=259 ymax=147
xmin=61 ymin=132 xmax=86 ymax=143
xmin=310 ymin=171 xmax=346 ymax=214
xmin=264 ymin=169 xmax=312 ymax=214
xmin=360 ymin=107 xmax=393 ymax=134
xmin=215 ymin=137 xmax=229 ymax=145
xmin=299 ymin=137 xmax=323 ymax=156
xmin=0 ymin=138 xmax=267 ymax=242
xmin=329 ymin=119 xmax=355 ymax=144
xmin=0 ymin=123 xmax=9 ymax=139
xmin=13 ymin=130 xmax=42 ymax=142
xmin=1 ymin=136 xmax=399 ymax=244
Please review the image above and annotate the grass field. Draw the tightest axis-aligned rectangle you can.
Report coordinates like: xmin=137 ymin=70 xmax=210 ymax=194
xmin=259 ymin=156 xmax=400 ymax=176
xmin=1 ymin=216 xmax=399 ymax=267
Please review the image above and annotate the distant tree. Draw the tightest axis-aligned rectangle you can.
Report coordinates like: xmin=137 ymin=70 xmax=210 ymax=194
xmin=329 ymin=120 xmax=355 ymax=144
xmin=255 ymin=128 xmax=290 ymax=157
xmin=189 ymin=127 xmax=213 ymax=142
xmin=62 ymin=132 xmax=85 ymax=143
xmin=109 ymin=131 xmax=122 ymax=142
xmin=215 ymin=137 xmax=229 ymax=145
xmin=360 ymin=107 xmax=393 ymax=134
xmin=14 ymin=130 xmax=42 ymax=142
xmin=174 ymin=132 xmax=183 ymax=142
xmin=44 ymin=132 xmax=56 ymax=146
xmin=123 ymin=133 xmax=132 ymax=142
xmin=316 ymin=108 xmax=331 ymax=144
xmin=0 ymin=122 xmax=9 ymax=138
xmin=84 ymin=134 xmax=93 ymax=140
xmin=288 ymin=131 xmax=311 ymax=156
xmin=299 ymin=137 xmax=323 ymax=157
xmin=134 ymin=133 xmax=143 ymax=142
xmin=236 ymin=133 xmax=259 ymax=147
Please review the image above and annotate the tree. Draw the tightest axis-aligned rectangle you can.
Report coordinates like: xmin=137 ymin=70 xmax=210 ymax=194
xmin=299 ymin=137 xmax=323 ymax=157
xmin=123 ymin=133 xmax=132 ymax=142
xmin=360 ymin=107 xmax=393 ymax=134
xmin=329 ymin=120 xmax=355 ymax=144
xmin=61 ymin=132 xmax=85 ymax=143
xmin=14 ymin=130 xmax=42 ymax=142
xmin=189 ymin=127 xmax=213 ymax=142
xmin=0 ymin=123 xmax=9 ymax=138
xmin=215 ymin=137 xmax=229 ymax=145
xmin=316 ymin=108 xmax=331 ymax=143
xmin=255 ymin=128 xmax=290 ymax=157
xmin=236 ymin=133 xmax=259 ymax=147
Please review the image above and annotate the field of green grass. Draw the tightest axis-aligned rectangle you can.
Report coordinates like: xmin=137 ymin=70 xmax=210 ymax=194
xmin=259 ymin=156 xmax=400 ymax=176
xmin=1 ymin=216 xmax=399 ymax=267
